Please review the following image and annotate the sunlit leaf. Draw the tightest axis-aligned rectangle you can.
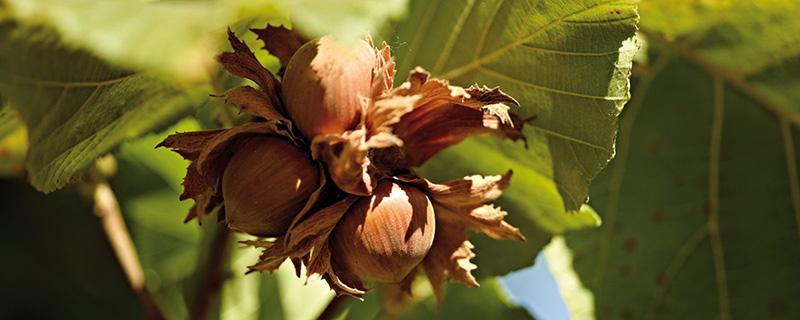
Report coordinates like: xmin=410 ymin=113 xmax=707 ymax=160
xmin=3 ymin=0 xmax=406 ymax=81
xmin=391 ymin=0 xmax=638 ymax=277
xmin=3 ymin=0 xmax=282 ymax=83
xmin=277 ymin=0 xmax=407 ymax=44
xmin=220 ymin=247 xmax=334 ymax=320
xmin=0 ymin=18 xmax=208 ymax=193
xmin=0 ymin=107 xmax=27 ymax=176
xmin=392 ymin=0 xmax=639 ymax=216
xmin=543 ymin=237 xmax=596 ymax=319
xmin=398 ymin=277 xmax=533 ymax=319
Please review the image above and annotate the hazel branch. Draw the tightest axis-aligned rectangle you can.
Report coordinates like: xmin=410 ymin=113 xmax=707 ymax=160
xmin=91 ymin=180 xmax=166 ymax=320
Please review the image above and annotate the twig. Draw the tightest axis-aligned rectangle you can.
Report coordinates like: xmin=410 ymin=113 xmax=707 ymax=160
xmin=317 ymin=295 xmax=352 ymax=320
xmin=189 ymin=225 xmax=232 ymax=320
xmin=92 ymin=182 xmax=166 ymax=320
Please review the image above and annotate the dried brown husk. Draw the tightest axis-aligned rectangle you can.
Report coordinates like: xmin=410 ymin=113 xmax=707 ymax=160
xmin=162 ymin=29 xmax=526 ymax=305
xmin=158 ymin=121 xmax=324 ymax=228
xmin=311 ymin=42 xmax=526 ymax=196
xmin=251 ymin=25 xmax=309 ymax=68
xmin=158 ymin=29 xmax=319 ymax=226
xmin=281 ymin=36 xmax=376 ymax=140
xmin=330 ymin=181 xmax=436 ymax=284
xmin=396 ymin=171 xmax=525 ymax=305
xmin=245 ymin=172 xmax=523 ymax=301
xmin=222 ymin=135 xmax=321 ymax=236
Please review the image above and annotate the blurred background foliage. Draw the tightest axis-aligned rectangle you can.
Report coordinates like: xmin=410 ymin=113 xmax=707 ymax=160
xmin=0 ymin=0 xmax=798 ymax=319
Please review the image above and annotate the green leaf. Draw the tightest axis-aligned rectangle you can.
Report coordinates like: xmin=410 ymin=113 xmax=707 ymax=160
xmin=391 ymin=0 xmax=639 ymax=216
xmin=3 ymin=0 xmax=406 ymax=81
xmin=219 ymin=244 xmax=334 ymax=320
xmin=0 ymin=18 xmax=208 ymax=193
xmin=338 ymin=277 xmax=531 ymax=319
xmin=117 ymin=118 xmax=202 ymax=193
xmin=639 ymin=1 xmax=800 ymax=76
xmin=3 ymin=0 xmax=284 ymax=83
xmin=565 ymin=2 xmax=800 ymax=318
xmin=419 ymin=135 xmax=588 ymax=276
xmin=277 ymin=0 xmax=408 ymax=44
xmin=392 ymin=0 xmax=638 ymax=277
xmin=543 ymin=236 xmax=596 ymax=319
xmin=397 ymin=278 xmax=533 ymax=319
xmin=0 ymin=107 xmax=27 ymax=176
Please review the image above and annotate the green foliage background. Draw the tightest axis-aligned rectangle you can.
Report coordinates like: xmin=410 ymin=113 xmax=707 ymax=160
xmin=0 ymin=0 xmax=797 ymax=319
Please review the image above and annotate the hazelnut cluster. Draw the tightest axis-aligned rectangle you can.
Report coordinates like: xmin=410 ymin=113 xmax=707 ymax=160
xmin=159 ymin=27 xmax=526 ymax=303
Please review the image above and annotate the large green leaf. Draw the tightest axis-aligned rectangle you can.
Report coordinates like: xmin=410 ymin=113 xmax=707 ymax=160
xmin=0 ymin=18 xmax=208 ymax=193
xmin=565 ymin=2 xmax=800 ymax=319
xmin=4 ymin=0 xmax=245 ymax=83
xmin=219 ymin=250 xmax=334 ymax=320
xmin=543 ymin=237 xmax=596 ymax=319
xmin=277 ymin=0 xmax=408 ymax=44
xmin=392 ymin=0 xmax=638 ymax=276
xmin=393 ymin=0 xmax=639 ymax=214
xmin=419 ymin=136 xmax=593 ymax=276
xmin=336 ymin=277 xmax=531 ymax=319
xmin=4 ymin=0 xmax=407 ymax=82
xmin=397 ymin=278 xmax=533 ymax=320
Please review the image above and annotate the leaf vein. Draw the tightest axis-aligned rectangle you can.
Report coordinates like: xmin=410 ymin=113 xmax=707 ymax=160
xmin=438 ymin=0 xmax=634 ymax=80
xmin=708 ymin=77 xmax=731 ymax=320
xmin=780 ymin=120 xmax=800 ymax=240
xmin=1 ymin=73 xmax=134 ymax=88
xmin=592 ymin=54 xmax=672 ymax=288
xmin=644 ymin=225 xmax=710 ymax=320
xmin=562 ymin=15 xmax=638 ymax=25
xmin=397 ymin=0 xmax=442 ymax=76
xmin=529 ymin=124 xmax=612 ymax=153
xmin=474 ymin=0 xmax=505 ymax=60
xmin=520 ymin=43 xmax=630 ymax=57
xmin=431 ymin=0 xmax=477 ymax=74
xmin=478 ymin=66 xmax=627 ymax=100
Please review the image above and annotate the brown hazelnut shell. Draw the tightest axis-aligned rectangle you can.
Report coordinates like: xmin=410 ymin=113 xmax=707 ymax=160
xmin=331 ymin=180 xmax=435 ymax=283
xmin=281 ymin=37 xmax=375 ymax=140
xmin=222 ymin=135 xmax=319 ymax=236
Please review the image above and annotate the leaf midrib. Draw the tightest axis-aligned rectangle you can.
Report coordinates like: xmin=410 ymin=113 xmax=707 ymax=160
xmin=0 ymin=72 xmax=134 ymax=88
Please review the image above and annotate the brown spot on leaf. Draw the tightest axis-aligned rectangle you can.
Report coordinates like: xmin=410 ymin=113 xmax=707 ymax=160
xmin=623 ymin=238 xmax=638 ymax=253
xmin=701 ymin=199 xmax=711 ymax=216
xmin=656 ymin=272 xmax=668 ymax=286
xmin=652 ymin=210 xmax=665 ymax=223
xmin=621 ymin=309 xmax=633 ymax=320
xmin=599 ymin=305 xmax=612 ymax=317
xmin=768 ymin=299 xmax=786 ymax=317
xmin=619 ymin=264 xmax=631 ymax=278
xmin=647 ymin=135 xmax=663 ymax=154
xmin=572 ymin=253 xmax=583 ymax=266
